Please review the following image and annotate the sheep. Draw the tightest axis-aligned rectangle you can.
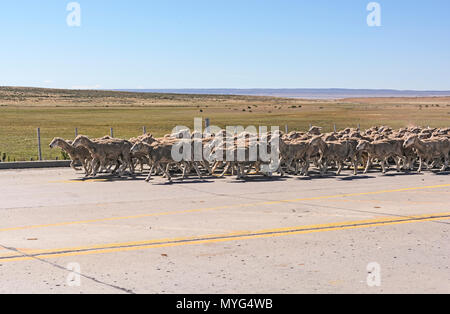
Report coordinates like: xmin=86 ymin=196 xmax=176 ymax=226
xmin=308 ymin=126 xmax=322 ymax=136
xmin=49 ymin=138 xmax=92 ymax=175
xmin=356 ymin=139 xmax=405 ymax=174
xmin=308 ymin=137 xmax=358 ymax=176
xmin=53 ymin=125 xmax=450 ymax=181
xmin=403 ymin=135 xmax=450 ymax=172
xmin=129 ymin=134 xmax=156 ymax=172
xmin=72 ymin=135 xmax=134 ymax=177
xmin=278 ymin=138 xmax=310 ymax=176
xmin=131 ymin=139 xmax=203 ymax=182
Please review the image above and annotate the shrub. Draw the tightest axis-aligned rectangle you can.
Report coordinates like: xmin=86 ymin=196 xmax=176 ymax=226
xmin=61 ymin=151 xmax=70 ymax=160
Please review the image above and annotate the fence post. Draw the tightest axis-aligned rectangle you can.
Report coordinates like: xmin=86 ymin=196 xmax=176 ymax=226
xmin=143 ymin=126 xmax=146 ymax=134
xmin=334 ymin=124 xmax=337 ymax=133
xmin=75 ymin=128 xmax=78 ymax=137
xmin=285 ymin=125 xmax=288 ymax=133
xmin=37 ymin=128 xmax=42 ymax=161
xmin=205 ymin=118 xmax=210 ymax=134
xmin=110 ymin=128 xmax=114 ymax=138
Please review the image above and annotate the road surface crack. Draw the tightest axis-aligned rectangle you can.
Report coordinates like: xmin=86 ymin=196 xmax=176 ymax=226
xmin=0 ymin=243 xmax=136 ymax=294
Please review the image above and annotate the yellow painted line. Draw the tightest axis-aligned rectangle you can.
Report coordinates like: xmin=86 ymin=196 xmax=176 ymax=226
xmin=1 ymin=184 xmax=450 ymax=233
xmin=1 ymin=212 xmax=449 ymax=263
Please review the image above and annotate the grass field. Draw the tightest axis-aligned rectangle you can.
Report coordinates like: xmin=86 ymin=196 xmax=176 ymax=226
xmin=1 ymin=87 xmax=450 ymax=161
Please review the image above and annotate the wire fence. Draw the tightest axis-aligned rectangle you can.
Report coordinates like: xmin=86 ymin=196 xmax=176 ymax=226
xmin=0 ymin=121 xmax=362 ymax=162
xmin=0 ymin=126 xmax=150 ymax=162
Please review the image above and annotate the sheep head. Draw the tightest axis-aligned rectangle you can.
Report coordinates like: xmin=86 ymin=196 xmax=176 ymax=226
xmin=72 ymin=135 xmax=90 ymax=148
xmin=130 ymin=142 xmax=149 ymax=154
xmin=49 ymin=137 xmax=64 ymax=149
xmin=308 ymin=126 xmax=322 ymax=136
xmin=356 ymin=140 xmax=370 ymax=152
xmin=403 ymin=135 xmax=418 ymax=149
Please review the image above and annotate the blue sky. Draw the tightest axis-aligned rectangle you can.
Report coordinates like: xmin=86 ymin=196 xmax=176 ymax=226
xmin=0 ymin=0 xmax=449 ymax=90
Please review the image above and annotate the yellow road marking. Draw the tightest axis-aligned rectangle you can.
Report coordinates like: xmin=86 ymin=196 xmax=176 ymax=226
xmin=1 ymin=184 xmax=450 ymax=233
xmin=1 ymin=212 xmax=449 ymax=263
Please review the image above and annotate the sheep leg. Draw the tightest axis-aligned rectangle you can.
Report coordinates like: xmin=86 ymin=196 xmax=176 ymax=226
xmin=145 ymin=163 xmax=160 ymax=182
xmin=298 ymin=160 xmax=305 ymax=175
xmin=409 ymin=157 xmax=416 ymax=171
xmin=162 ymin=164 xmax=171 ymax=178
xmin=440 ymin=157 xmax=448 ymax=172
xmin=219 ymin=163 xmax=230 ymax=178
xmin=279 ymin=162 xmax=285 ymax=177
xmin=314 ymin=159 xmax=320 ymax=169
xmin=145 ymin=171 xmax=152 ymax=182
xmin=381 ymin=158 xmax=387 ymax=174
xmin=91 ymin=159 xmax=101 ymax=177
xmin=418 ymin=157 xmax=423 ymax=173
xmin=148 ymin=164 xmax=155 ymax=176
xmin=181 ymin=163 xmax=188 ymax=180
xmin=202 ymin=161 xmax=213 ymax=175
xmin=302 ymin=160 xmax=310 ymax=177
xmin=294 ymin=161 xmax=300 ymax=176
xmin=163 ymin=165 xmax=173 ymax=182
xmin=236 ymin=164 xmax=244 ymax=180
xmin=287 ymin=159 xmax=296 ymax=173
xmin=85 ymin=159 xmax=94 ymax=177
xmin=353 ymin=158 xmax=358 ymax=175
xmin=82 ymin=160 xmax=90 ymax=175
xmin=385 ymin=158 xmax=391 ymax=170
xmin=364 ymin=158 xmax=371 ymax=174
xmin=336 ymin=161 xmax=343 ymax=175
xmin=110 ymin=161 xmax=119 ymax=174
xmin=70 ymin=161 xmax=79 ymax=171
xmin=117 ymin=161 xmax=128 ymax=177
xmin=400 ymin=156 xmax=407 ymax=170
xmin=184 ymin=163 xmax=192 ymax=178
xmin=395 ymin=157 xmax=402 ymax=172
xmin=211 ymin=161 xmax=222 ymax=174
xmin=320 ymin=161 xmax=328 ymax=176
xmin=145 ymin=162 xmax=162 ymax=182
xmin=127 ymin=157 xmax=135 ymax=175
xmin=193 ymin=162 xmax=203 ymax=179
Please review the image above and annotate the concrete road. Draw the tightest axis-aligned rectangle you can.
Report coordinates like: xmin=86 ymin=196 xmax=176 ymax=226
xmin=0 ymin=168 xmax=449 ymax=294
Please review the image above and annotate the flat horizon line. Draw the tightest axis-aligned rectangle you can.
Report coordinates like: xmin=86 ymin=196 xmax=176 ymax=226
xmin=2 ymin=86 xmax=450 ymax=100
xmin=3 ymin=86 xmax=450 ymax=92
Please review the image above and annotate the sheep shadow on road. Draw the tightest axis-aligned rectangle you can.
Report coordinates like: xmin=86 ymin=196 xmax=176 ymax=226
xmin=73 ymin=173 xmax=148 ymax=182
xmin=383 ymin=172 xmax=424 ymax=177
xmin=149 ymin=179 xmax=215 ymax=185
xmin=338 ymin=175 xmax=376 ymax=181
xmin=433 ymin=171 xmax=450 ymax=176
xmin=226 ymin=176 xmax=288 ymax=183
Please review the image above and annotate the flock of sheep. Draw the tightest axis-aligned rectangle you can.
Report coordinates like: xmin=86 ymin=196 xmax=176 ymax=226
xmin=49 ymin=125 xmax=450 ymax=182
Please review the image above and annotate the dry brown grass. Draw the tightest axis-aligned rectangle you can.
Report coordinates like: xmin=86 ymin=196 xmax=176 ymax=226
xmin=1 ymin=87 xmax=449 ymax=161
